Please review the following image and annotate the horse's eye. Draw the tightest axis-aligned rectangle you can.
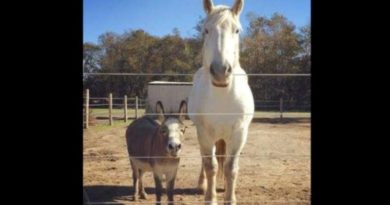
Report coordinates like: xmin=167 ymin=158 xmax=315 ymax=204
xmin=235 ymin=29 xmax=240 ymax=34
xmin=205 ymin=29 xmax=209 ymax=34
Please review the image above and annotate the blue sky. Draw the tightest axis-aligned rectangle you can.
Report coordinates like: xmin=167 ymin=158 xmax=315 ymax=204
xmin=84 ymin=0 xmax=310 ymax=44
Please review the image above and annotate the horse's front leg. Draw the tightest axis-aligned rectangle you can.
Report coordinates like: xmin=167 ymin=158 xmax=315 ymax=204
xmin=224 ymin=128 xmax=249 ymax=205
xmin=199 ymin=143 xmax=218 ymax=205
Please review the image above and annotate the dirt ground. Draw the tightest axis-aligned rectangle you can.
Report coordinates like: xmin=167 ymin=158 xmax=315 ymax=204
xmin=83 ymin=118 xmax=310 ymax=205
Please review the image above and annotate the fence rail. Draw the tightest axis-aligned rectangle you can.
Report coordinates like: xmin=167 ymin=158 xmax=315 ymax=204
xmin=83 ymin=72 xmax=311 ymax=77
xmin=83 ymin=73 xmax=311 ymax=128
xmin=84 ymin=200 xmax=310 ymax=205
xmin=84 ymin=90 xmax=144 ymax=128
xmin=84 ymin=154 xmax=310 ymax=160
xmin=83 ymin=90 xmax=310 ymax=129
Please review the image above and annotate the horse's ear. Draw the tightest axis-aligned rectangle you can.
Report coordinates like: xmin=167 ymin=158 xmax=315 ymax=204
xmin=231 ymin=0 xmax=244 ymax=16
xmin=178 ymin=100 xmax=187 ymax=122
xmin=203 ymin=0 xmax=214 ymax=14
xmin=155 ymin=101 xmax=165 ymax=123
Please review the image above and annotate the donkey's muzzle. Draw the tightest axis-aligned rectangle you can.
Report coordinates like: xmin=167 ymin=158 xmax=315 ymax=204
xmin=210 ymin=61 xmax=232 ymax=87
xmin=167 ymin=142 xmax=182 ymax=157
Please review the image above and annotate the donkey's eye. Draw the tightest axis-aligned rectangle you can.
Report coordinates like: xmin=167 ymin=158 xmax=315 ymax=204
xmin=205 ymin=29 xmax=209 ymax=34
xmin=161 ymin=127 xmax=168 ymax=135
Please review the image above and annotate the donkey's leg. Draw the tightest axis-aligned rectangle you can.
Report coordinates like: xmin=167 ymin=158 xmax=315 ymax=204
xmin=130 ymin=161 xmax=140 ymax=201
xmin=138 ymin=169 xmax=147 ymax=199
xmin=223 ymin=128 xmax=249 ymax=205
xmin=166 ymin=168 xmax=178 ymax=205
xmin=197 ymin=163 xmax=207 ymax=193
xmin=153 ymin=173 xmax=163 ymax=205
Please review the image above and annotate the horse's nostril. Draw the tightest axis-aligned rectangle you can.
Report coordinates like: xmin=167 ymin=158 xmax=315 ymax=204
xmin=177 ymin=144 xmax=182 ymax=149
xmin=227 ymin=66 xmax=232 ymax=74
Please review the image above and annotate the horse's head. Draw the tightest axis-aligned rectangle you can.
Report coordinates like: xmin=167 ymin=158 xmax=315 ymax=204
xmin=155 ymin=101 xmax=188 ymax=157
xmin=202 ymin=0 xmax=244 ymax=88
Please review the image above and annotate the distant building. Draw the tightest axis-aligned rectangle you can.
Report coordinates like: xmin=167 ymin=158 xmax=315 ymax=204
xmin=145 ymin=81 xmax=192 ymax=116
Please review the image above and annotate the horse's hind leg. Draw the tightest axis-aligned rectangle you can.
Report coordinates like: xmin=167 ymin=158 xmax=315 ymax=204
xmin=138 ymin=170 xmax=147 ymax=199
xmin=197 ymin=164 xmax=206 ymax=193
xmin=130 ymin=161 xmax=140 ymax=201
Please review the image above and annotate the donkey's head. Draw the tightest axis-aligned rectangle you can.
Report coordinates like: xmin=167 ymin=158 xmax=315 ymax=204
xmin=155 ymin=101 xmax=188 ymax=157
xmin=202 ymin=0 xmax=244 ymax=88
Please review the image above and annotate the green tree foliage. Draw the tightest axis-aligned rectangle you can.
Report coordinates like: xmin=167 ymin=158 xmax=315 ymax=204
xmin=83 ymin=12 xmax=310 ymax=111
xmin=240 ymin=13 xmax=310 ymax=110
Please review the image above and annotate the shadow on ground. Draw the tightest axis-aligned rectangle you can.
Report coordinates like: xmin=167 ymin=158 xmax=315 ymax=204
xmin=84 ymin=185 xmax=211 ymax=204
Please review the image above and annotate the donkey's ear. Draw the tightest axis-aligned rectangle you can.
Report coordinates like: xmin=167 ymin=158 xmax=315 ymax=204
xmin=203 ymin=0 xmax=214 ymax=14
xmin=178 ymin=100 xmax=187 ymax=122
xmin=156 ymin=101 xmax=165 ymax=123
xmin=231 ymin=0 xmax=244 ymax=16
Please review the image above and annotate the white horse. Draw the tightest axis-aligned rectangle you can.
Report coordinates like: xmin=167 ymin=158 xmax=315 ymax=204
xmin=188 ymin=0 xmax=254 ymax=204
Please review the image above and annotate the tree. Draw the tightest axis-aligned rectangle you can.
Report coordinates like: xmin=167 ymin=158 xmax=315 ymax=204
xmin=83 ymin=12 xmax=311 ymax=111
xmin=83 ymin=43 xmax=102 ymax=73
xmin=241 ymin=13 xmax=304 ymax=108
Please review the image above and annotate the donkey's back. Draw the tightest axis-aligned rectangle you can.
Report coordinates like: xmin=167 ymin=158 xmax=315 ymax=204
xmin=126 ymin=116 xmax=159 ymax=163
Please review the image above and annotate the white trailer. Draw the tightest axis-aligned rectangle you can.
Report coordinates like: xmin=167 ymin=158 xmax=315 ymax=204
xmin=145 ymin=81 xmax=192 ymax=115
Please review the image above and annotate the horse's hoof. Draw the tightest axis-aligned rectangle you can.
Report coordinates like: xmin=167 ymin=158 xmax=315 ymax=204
xmin=132 ymin=195 xmax=139 ymax=201
xmin=140 ymin=192 xmax=148 ymax=199
xmin=204 ymin=200 xmax=218 ymax=205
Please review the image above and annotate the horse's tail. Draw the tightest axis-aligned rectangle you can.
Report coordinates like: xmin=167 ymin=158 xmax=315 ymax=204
xmin=215 ymin=139 xmax=226 ymax=178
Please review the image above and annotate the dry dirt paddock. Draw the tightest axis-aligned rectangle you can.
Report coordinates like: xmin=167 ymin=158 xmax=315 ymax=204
xmin=83 ymin=118 xmax=311 ymax=205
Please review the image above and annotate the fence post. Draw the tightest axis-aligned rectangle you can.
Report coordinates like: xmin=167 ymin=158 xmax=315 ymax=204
xmin=280 ymin=97 xmax=283 ymax=120
xmin=85 ymin=89 xmax=89 ymax=129
xmin=124 ymin=95 xmax=128 ymax=123
xmin=135 ymin=96 xmax=139 ymax=119
xmin=109 ymin=93 xmax=113 ymax=126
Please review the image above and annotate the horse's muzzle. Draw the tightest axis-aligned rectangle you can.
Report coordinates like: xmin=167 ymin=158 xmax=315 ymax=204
xmin=212 ymin=80 xmax=229 ymax=87
xmin=210 ymin=61 xmax=232 ymax=87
